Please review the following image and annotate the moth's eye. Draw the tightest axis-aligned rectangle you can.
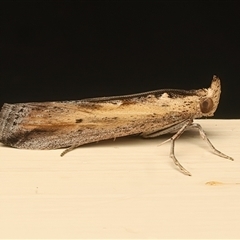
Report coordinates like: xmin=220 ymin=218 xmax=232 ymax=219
xmin=200 ymin=98 xmax=214 ymax=113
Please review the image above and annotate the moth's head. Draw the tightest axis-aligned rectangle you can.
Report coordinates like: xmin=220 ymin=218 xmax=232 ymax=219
xmin=198 ymin=75 xmax=221 ymax=117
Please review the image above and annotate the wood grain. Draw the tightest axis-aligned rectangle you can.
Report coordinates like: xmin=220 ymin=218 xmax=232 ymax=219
xmin=0 ymin=119 xmax=239 ymax=238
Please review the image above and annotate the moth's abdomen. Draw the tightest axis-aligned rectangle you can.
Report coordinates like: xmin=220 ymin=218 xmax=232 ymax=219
xmin=0 ymin=102 xmax=185 ymax=150
xmin=0 ymin=104 xmax=81 ymax=149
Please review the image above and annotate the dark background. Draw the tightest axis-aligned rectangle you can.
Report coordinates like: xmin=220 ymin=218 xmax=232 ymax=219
xmin=1 ymin=0 xmax=240 ymax=118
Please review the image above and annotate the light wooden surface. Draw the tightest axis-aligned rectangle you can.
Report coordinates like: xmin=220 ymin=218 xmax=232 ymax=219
xmin=0 ymin=120 xmax=240 ymax=239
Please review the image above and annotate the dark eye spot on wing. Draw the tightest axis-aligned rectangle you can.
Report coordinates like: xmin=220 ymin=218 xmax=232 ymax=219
xmin=75 ymin=119 xmax=83 ymax=123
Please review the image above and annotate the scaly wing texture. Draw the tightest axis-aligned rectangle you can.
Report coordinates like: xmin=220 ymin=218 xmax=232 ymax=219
xmin=0 ymin=76 xmax=221 ymax=149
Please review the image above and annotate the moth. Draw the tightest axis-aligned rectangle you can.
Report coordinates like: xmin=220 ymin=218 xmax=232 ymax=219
xmin=0 ymin=75 xmax=233 ymax=175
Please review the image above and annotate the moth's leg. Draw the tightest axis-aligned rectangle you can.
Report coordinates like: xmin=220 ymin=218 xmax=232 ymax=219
xmin=61 ymin=145 xmax=80 ymax=156
xmin=165 ymin=120 xmax=193 ymax=176
xmin=141 ymin=119 xmax=193 ymax=175
xmin=190 ymin=123 xmax=234 ymax=161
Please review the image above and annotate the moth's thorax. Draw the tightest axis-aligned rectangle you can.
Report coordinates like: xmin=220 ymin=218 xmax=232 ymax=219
xmin=148 ymin=76 xmax=221 ymax=119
